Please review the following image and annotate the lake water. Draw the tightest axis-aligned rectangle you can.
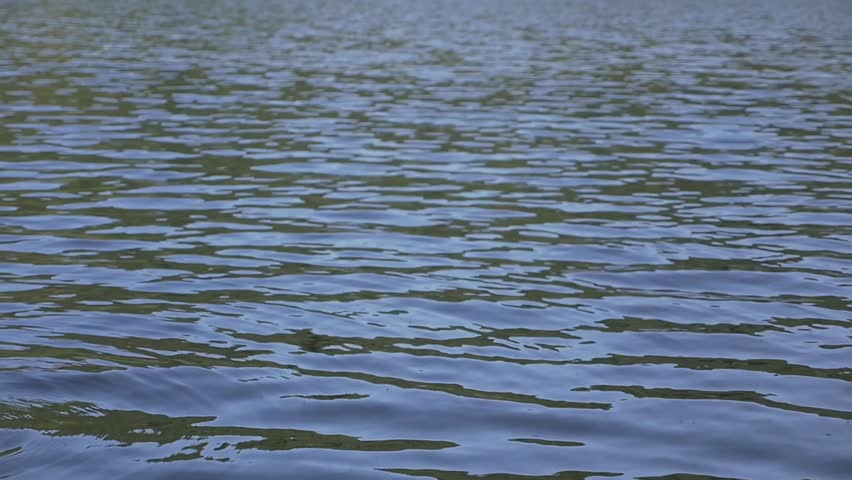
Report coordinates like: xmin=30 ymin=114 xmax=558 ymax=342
xmin=1 ymin=1 xmax=851 ymax=479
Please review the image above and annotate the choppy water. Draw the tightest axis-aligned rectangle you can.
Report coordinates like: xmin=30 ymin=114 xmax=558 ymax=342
xmin=1 ymin=1 xmax=851 ymax=479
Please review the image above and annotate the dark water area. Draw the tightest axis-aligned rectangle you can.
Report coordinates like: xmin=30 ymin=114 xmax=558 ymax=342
xmin=1 ymin=1 xmax=851 ymax=479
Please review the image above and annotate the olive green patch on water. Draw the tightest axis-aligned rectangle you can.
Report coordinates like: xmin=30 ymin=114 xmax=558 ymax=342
xmin=0 ymin=401 xmax=458 ymax=454
xmin=280 ymin=393 xmax=369 ymax=400
xmin=0 ymin=446 xmax=23 ymax=457
xmin=509 ymin=438 xmax=585 ymax=447
xmin=637 ymin=475 xmax=745 ymax=480
xmin=580 ymin=385 xmax=852 ymax=420
xmin=381 ymin=469 xmax=622 ymax=480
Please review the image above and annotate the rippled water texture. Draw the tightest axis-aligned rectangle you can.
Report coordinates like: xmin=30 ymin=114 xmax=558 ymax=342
xmin=1 ymin=1 xmax=851 ymax=479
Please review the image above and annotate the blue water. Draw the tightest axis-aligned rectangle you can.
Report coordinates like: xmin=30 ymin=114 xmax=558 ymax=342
xmin=1 ymin=1 xmax=851 ymax=479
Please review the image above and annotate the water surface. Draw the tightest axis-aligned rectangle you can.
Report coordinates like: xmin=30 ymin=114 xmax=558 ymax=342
xmin=1 ymin=1 xmax=851 ymax=479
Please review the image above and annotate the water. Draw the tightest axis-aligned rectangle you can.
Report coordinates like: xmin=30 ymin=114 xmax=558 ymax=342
xmin=1 ymin=1 xmax=851 ymax=478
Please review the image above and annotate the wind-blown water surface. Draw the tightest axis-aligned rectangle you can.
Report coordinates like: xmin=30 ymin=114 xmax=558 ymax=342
xmin=1 ymin=1 xmax=851 ymax=479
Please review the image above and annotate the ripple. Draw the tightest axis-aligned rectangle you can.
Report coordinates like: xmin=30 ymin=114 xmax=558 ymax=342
xmin=1 ymin=0 xmax=851 ymax=479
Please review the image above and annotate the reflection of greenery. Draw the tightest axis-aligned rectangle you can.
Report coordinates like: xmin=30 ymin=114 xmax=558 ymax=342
xmin=0 ymin=400 xmax=457 ymax=461
xmin=5 ymin=322 xmax=850 ymax=416
xmin=581 ymin=318 xmax=786 ymax=336
xmin=382 ymin=469 xmax=621 ymax=480
xmin=509 ymin=438 xmax=584 ymax=447
xmin=384 ymin=467 xmax=745 ymax=480
xmin=0 ymin=334 xmax=278 ymax=371
xmin=0 ymin=332 xmax=610 ymax=410
xmin=578 ymin=354 xmax=851 ymax=382
xmin=281 ymin=393 xmax=368 ymax=400
xmin=0 ymin=446 xmax=23 ymax=457
xmin=297 ymin=366 xmax=610 ymax=410
xmin=577 ymin=385 xmax=852 ymax=420
xmin=231 ymin=326 xmax=580 ymax=363
xmin=637 ymin=475 xmax=743 ymax=480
